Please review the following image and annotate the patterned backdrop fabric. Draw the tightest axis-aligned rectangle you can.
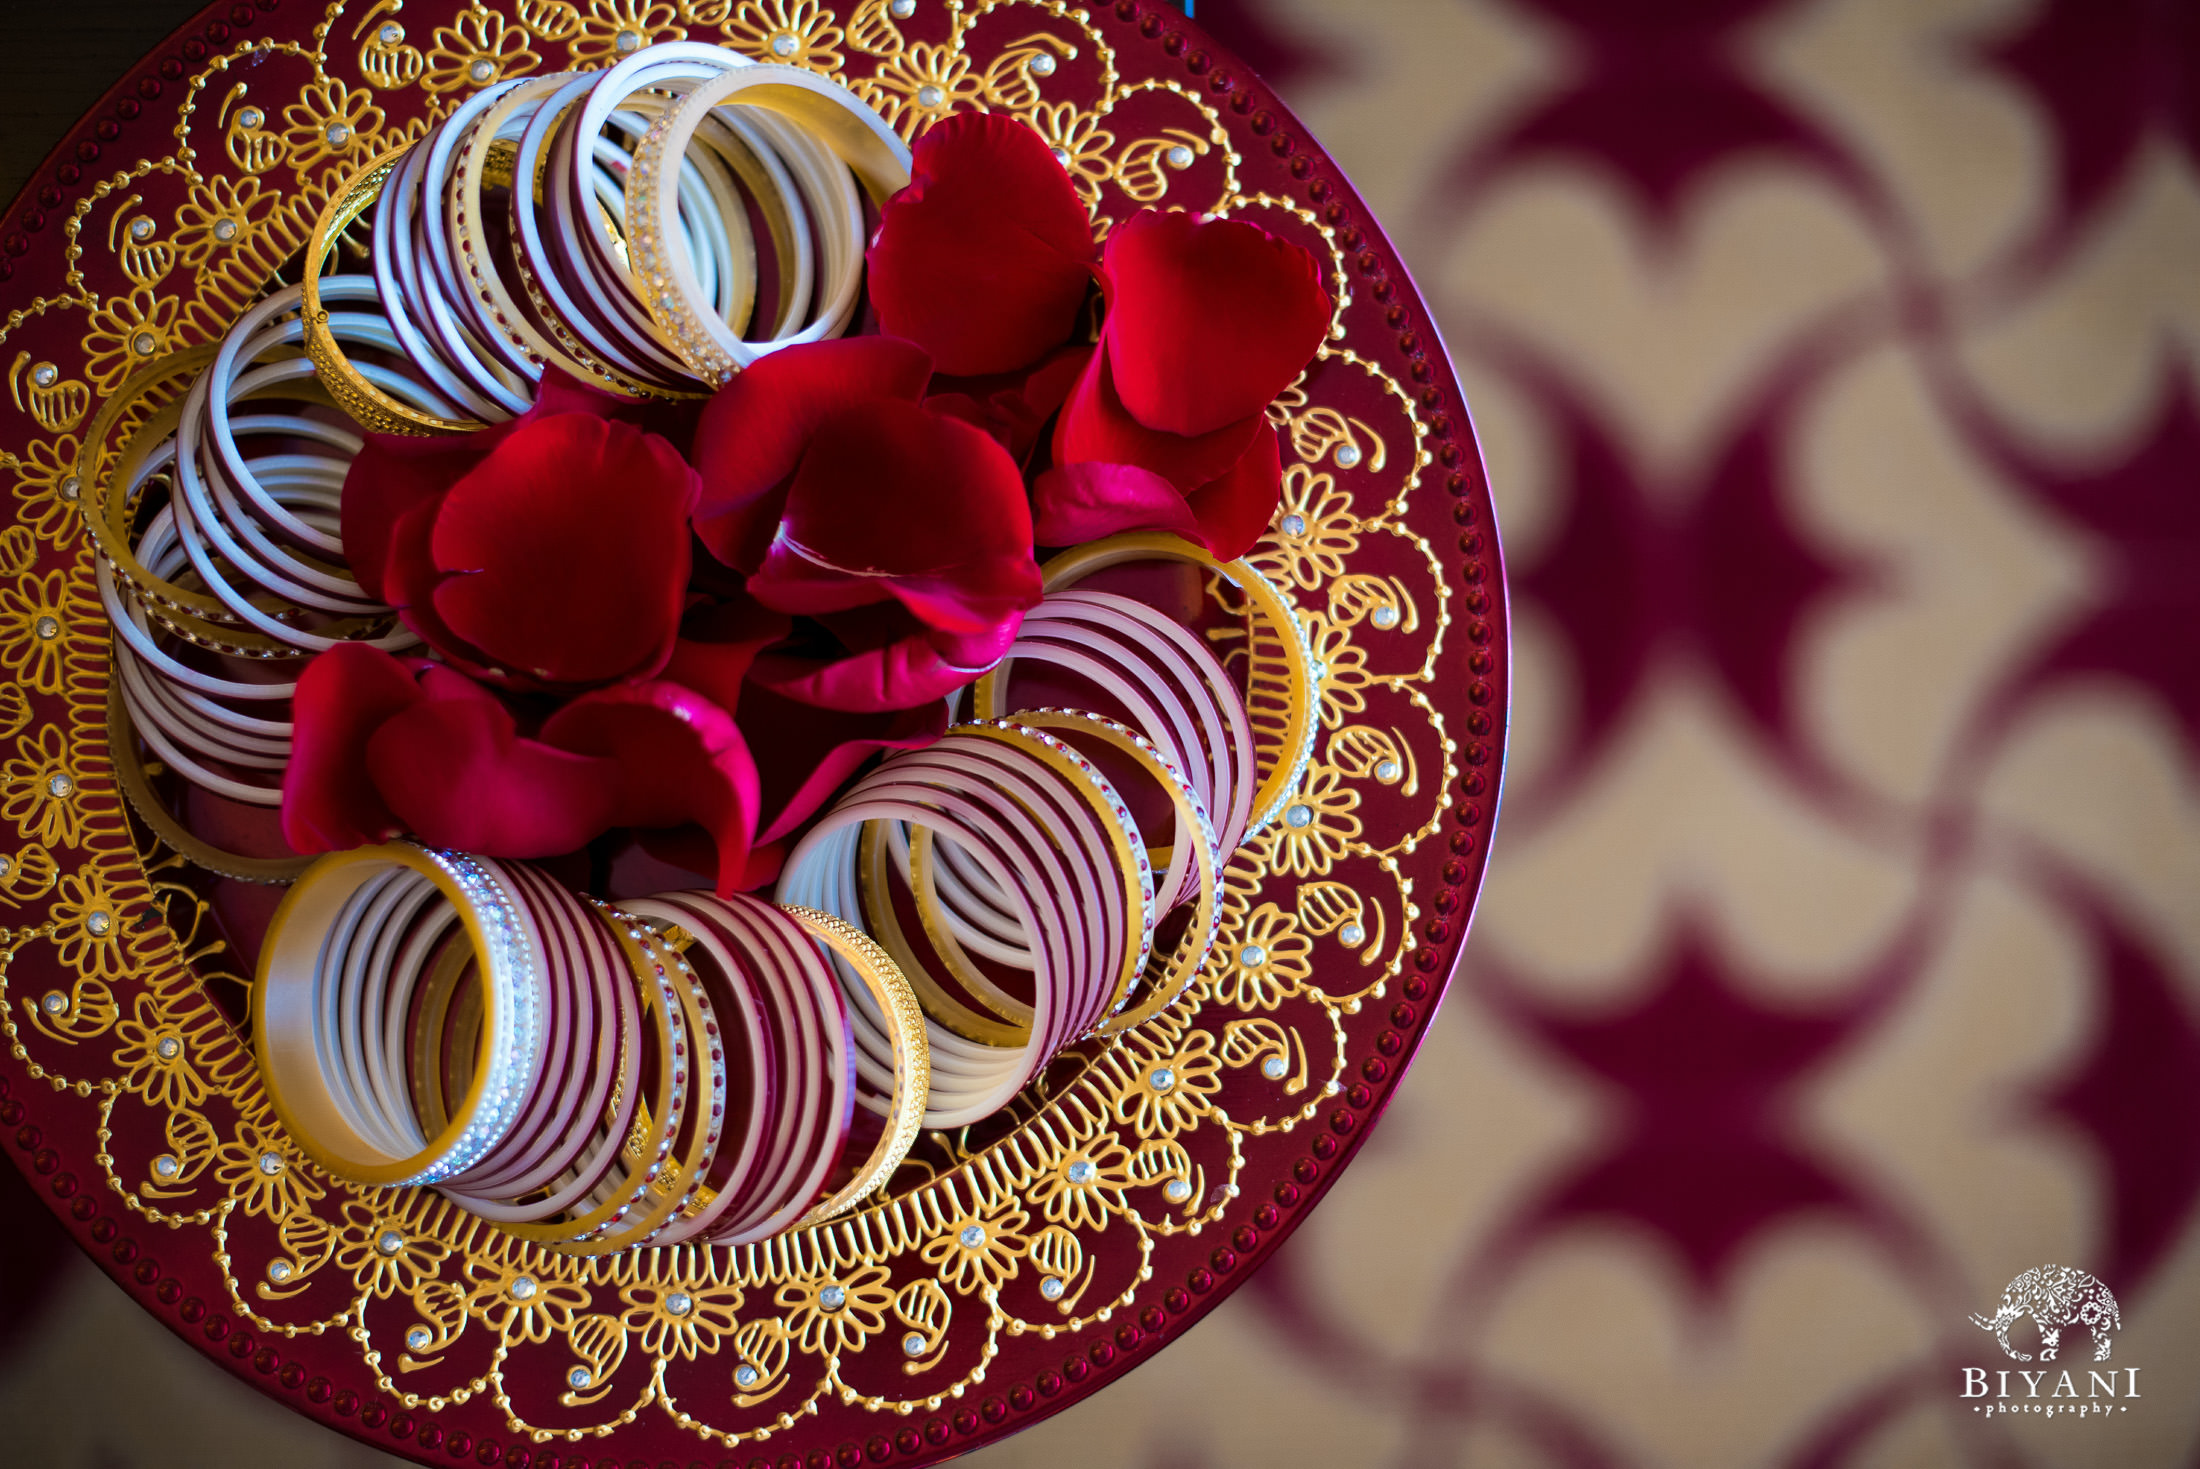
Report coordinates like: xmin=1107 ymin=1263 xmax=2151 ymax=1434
xmin=3 ymin=0 xmax=2198 ymax=1465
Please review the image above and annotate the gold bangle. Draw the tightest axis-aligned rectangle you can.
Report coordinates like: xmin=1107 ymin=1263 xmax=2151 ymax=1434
xmin=979 ymin=532 xmax=1320 ymax=838
xmin=782 ymin=903 xmax=931 ymax=1224
xmin=857 ymin=819 xmax=1031 ymax=1047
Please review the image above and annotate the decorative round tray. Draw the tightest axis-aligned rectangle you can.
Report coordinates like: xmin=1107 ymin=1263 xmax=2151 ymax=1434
xmin=0 ymin=1 xmax=1506 ymax=1462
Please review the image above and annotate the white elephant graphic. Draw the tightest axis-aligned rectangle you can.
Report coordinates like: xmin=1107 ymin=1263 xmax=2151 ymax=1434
xmin=1970 ymin=1265 xmax=2120 ymax=1363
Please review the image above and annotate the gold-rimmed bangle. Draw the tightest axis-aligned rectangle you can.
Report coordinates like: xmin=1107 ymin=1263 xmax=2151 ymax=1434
xmin=979 ymin=532 xmax=1321 ymax=839
xmin=782 ymin=903 xmax=931 ymax=1224
xmin=301 ymin=144 xmax=481 ymax=437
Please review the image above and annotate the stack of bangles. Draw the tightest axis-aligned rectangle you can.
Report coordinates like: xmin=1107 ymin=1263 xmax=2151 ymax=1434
xmin=256 ymin=844 xmax=930 ymax=1248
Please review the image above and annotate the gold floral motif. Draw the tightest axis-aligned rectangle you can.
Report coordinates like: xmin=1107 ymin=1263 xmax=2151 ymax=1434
xmin=0 ymin=570 xmax=84 ymax=696
xmin=775 ymin=1263 xmax=895 ymax=1355
xmin=1113 ymin=1029 xmax=1222 ymax=1138
xmin=464 ymin=1256 xmax=591 ymax=1343
xmin=853 ymin=43 xmax=982 ymax=137
xmin=424 ymin=10 xmax=543 ymax=92
xmin=619 ymin=1278 xmax=743 ymax=1358
xmin=83 ymin=288 xmax=179 ymax=393
xmin=720 ymin=0 xmax=845 ymax=71
xmin=280 ymin=79 xmax=385 ymax=176
xmin=1025 ymin=103 xmax=1116 ymax=202
xmin=1262 ymin=766 xmax=1362 ymax=878
xmin=1303 ymin=614 xmax=1374 ymax=731
xmin=334 ymin=1201 xmax=451 ymax=1298
xmin=49 ymin=868 xmax=134 ymax=981
xmin=919 ymin=1200 xmax=1032 ymax=1296
xmin=2 ymin=725 xmax=85 ymax=848
xmin=109 ymin=993 xmax=203 ymax=1107
xmin=1205 ymin=903 xmax=1311 ymax=1011
xmin=517 ymin=0 xmax=585 ymax=41
xmin=213 ymin=1123 xmax=325 ymax=1222
xmin=1027 ymin=1132 xmax=1133 ymax=1232
xmin=1253 ymin=464 xmax=1359 ymax=592
xmin=172 ymin=175 xmax=278 ymax=271
xmin=0 ymin=435 xmax=84 ymax=546
xmin=570 ymin=0 xmax=687 ymax=67
xmin=0 ymin=842 xmax=58 ymax=902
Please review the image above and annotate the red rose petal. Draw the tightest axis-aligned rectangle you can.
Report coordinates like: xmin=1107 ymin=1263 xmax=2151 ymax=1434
xmin=281 ymin=643 xmax=424 ymax=854
xmin=544 ymin=681 xmax=760 ymax=895
xmin=868 ymin=112 xmax=1098 ymax=376
xmin=1100 ymin=209 xmax=1331 ymax=437
xmin=1184 ymin=418 xmax=1285 ymax=562
xmin=1054 ymin=341 xmax=1263 ymax=492
xmin=429 ymin=413 xmax=698 ymax=685
xmin=739 ymin=681 xmax=948 ymax=843
xmin=691 ymin=337 xmax=933 ymax=572
xmin=749 ymin=635 xmax=976 ymax=713
xmin=1031 ymin=460 xmax=1204 ymax=548
xmin=364 ymin=676 xmax=618 ymax=857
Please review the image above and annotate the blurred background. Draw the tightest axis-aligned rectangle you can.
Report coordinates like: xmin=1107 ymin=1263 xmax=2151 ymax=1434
xmin=4 ymin=0 xmax=2198 ymax=1464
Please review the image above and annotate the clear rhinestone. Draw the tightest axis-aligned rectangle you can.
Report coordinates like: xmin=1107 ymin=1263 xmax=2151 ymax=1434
xmin=1284 ymin=803 xmax=1314 ymax=828
xmin=152 ymin=1153 xmax=179 ymax=1178
xmin=1280 ymin=513 xmax=1306 ymax=536
xmin=902 ymin=1331 xmax=927 ymax=1356
xmin=236 ymin=106 xmax=263 ymax=129
xmin=155 ymin=1036 xmax=180 ymax=1060
xmin=1239 ymin=944 xmax=1267 ymax=967
xmin=406 ymin=1326 xmax=432 ymax=1350
xmin=46 ymin=773 xmax=71 ymax=797
xmin=818 ymin=1284 xmax=846 ymax=1310
xmin=664 ymin=1291 xmax=692 ymax=1316
xmin=378 ymin=21 xmax=403 ymax=44
xmin=567 ymin=1366 xmax=591 ymax=1389
xmin=1149 ymin=1067 xmax=1175 ymax=1092
xmin=0 ymin=856 xmax=11 ymax=875
xmin=324 ymin=122 xmax=352 ymax=148
xmin=1026 ymin=53 xmax=1056 ymax=76
xmin=770 ymin=32 xmax=797 ymax=55
xmin=29 ymin=364 xmax=56 ymax=387
xmin=212 ymin=217 xmax=239 ymax=242
xmin=1263 ymin=1054 xmax=1289 ymax=1080
xmin=1334 ymin=444 xmax=1362 ymax=468
xmin=267 ymin=1259 xmax=293 ymax=1283
xmin=1066 ymin=1160 xmax=1095 ymax=1184
xmin=1164 ymin=1178 xmax=1192 ymax=1202
xmin=615 ymin=28 xmax=641 ymax=52
xmin=469 ymin=58 xmax=495 ymax=82
xmin=257 ymin=1152 xmax=283 ymax=1175
xmin=508 ymin=1275 xmax=537 ymax=1300
xmin=1339 ymin=922 xmax=1365 ymax=947
xmin=85 ymin=910 xmax=111 ymax=935
xmin=888 ymin=0 xmax=915 ymax=15
xmin=1166 ymin=144 xmax=1194 ymax=169
xmin=959 ymin=1224 xmax=985 ymax=1248
xmin=1039 ymin=1276 xmax=1065 ymax=1301
xmin=1051 ymin=147 xmax=1070 ymax=164
xmin=58 ymin=476 xmax=79 ymax=502
xmin=128 ymin=217 xmax=154 ymax=242
xmin=33 ymin=616 xmax=58 ymax=642
xmin=735 ymin=1364 xmax=761 ymax=1388
xmin=916 ymin=84 xmax=945 ymax=109
xmin=1375 ymin=760 xmax=1401 ymax=782
xmin=39 ymin=991 xmax=65 ymax=1014
xmin=131 ymin=332 xmax=158 ymax=357
xmin=1371 ymin=604 xmax=1399 ymax=629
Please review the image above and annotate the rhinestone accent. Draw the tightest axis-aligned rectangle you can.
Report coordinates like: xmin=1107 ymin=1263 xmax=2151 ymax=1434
xmin=916 ymin=84 xmax=945 ymax=109
xmin=1371 ymin=604 xmax=1400 ymax=629
xmin=508 ymin=1275 xmax=537 ymax=1301
xmin=324 ymin=122 xmax=352 ymax=148
xmin=152 ymin=1154 xmax=179 ymax=1178
xmin=376 ymin=1230 xmax=404 ymax=1256
xmin=1334 ymin=443 xmax=1362 ymax=468
xmin=212 ymin=217 xmax=239 ymax=242
xmin=38 ymin=991 xmax=65 ymax=1015
xmin=1165 ymin=1178 xmax=1192 ymax=1202
xmin=959 ymin=1224 xmax=985 ymax=1248
xmin=1280 ymin=513 xmax=1306 ymax=536
xmin=58 ymin=476 xmax=79 ymax=502
xmin=568 ymin=1366 xmax=591 ymax=1389
xmin=1040 ymin=1276 xmax=1065 ymax=1300
xmin=378 ymin=21 xmax=403 ymax=44
xmin=903 ymin=1332 xmax=928 ymax=1356
xmin=1150 ymin=1067 xmax=1176 ymax=1092
xmin=257 ymin=1152 xmax=283 ymax=1176
xmin=267 ymin=1259 xmax=293 ymax=1283
xmin=1285 ymin=803 xmax=1314 ymax=828
xmin=130 ymin=332 xmax=158 ymax=357
xmin=615 ymin=28 xmax=641 ymax=52
xmin=46 ymin=773 xmax=72 ymax=797
xmin=1166 ymin=143 xmax=1194 ymax=169
xmin=888 ymin=0 xmax=915 ymax=15
xmin=128 ymin=217 xmax=154 ymax=241
xmin=406 ymin=1326 xmax=431 ymax=1351
xmin=85 ymin=910 xmax=111 ymax=935
xmin=735 ymin=1364 xmax=761 ymax=1388
xmin=1027 ymin=53 xmax=1056 ymax=76
xmin=1375 ymin=759 xmax=1401 ymax=782
xmin=29 ymin=364 xmax=55 ymax=386
xmin=236 ymin=106 xmax=263 ymax=130
xmin=155 ymin=1036 xmax=180 ymax=1060
xmin=771 ymin=32 xmax=797 ymax=55
xmin=469 ymin=58 xmax=495 ymax=82
xmin=1263 ymin=1054 xmax=1289 ymax=1080
xmin=1052 ymin=147 xmax=1071 ymax=164
xmin=818 ymin=1284 xmax=846 ymax=1310
xmin=1240 ymin=944 xmax=1267 ymax=967
xmin=1339 ymin=922 xmax=1366 ymax=946
xmin=665 ymin=1291 xmax=693 ymax=1316
xmin=1066 ymin=1160 xmax=1095 ymax=1184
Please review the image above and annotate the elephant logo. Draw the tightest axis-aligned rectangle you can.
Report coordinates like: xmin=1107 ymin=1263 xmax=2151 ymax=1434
xmin=1970 ymin=1265 xmax=2120 ymax=1363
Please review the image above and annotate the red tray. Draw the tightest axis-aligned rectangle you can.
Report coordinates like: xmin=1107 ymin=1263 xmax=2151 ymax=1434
xmin=0 ymin=2 xmax=1507 ymax=1463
